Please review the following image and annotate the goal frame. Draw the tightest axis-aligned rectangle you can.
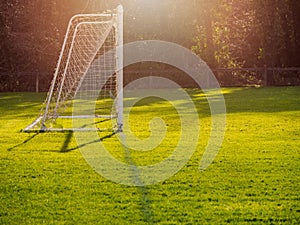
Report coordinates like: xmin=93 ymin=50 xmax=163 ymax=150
xmin=24 ymin=5 xmax=123 ymax=132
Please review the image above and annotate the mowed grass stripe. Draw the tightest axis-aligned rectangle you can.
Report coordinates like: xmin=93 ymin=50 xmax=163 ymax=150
xmin=0 ymin=87 xmax=299 ymax=224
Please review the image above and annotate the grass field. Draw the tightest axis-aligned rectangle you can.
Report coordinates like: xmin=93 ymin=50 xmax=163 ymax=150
xmin=0 ymin=87 xmax=299 ymax=224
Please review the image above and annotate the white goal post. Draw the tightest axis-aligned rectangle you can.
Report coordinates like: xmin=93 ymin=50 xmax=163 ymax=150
xmin=24 ymin=5 xmax=123 ymax=132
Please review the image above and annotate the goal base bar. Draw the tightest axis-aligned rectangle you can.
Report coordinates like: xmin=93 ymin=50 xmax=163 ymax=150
xmin=58 ymin=115 xmax=116 ymax=119
xmin=23 ymin=115 xmax=119 ymax=133
xmin=24 ymin=116 xmax=43 ymax=132
xmin=23 ymin=127 xmax=116 ymax=133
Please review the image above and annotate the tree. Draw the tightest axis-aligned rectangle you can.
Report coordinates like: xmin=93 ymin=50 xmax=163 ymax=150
xmin=1 ymin=1 xmax=299 ymax=91
xmin=192 ymin=0 xmax=300 ymax=68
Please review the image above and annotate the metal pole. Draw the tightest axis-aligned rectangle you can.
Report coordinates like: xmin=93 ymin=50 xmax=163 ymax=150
xmin=264 ymin=64 xmax=268 ymax=86
xmin=116 ymin=5 xmax=123 ymax=131
xmin=35 ymin=73 xmax=39 ymax=93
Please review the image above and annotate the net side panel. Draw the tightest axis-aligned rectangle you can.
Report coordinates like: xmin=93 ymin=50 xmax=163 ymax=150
xmin=41 ymin=15 xmax=117 ymax=128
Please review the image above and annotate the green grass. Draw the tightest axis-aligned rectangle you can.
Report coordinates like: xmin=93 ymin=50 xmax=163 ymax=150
xmin=0 ymin=87 xmax=299 ymax=224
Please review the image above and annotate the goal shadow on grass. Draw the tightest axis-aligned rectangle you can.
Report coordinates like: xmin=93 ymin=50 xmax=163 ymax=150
xmin=7 ymin=133 xmax=39 ymax=151
xmin=8 ymin=126 xmax=116 ymax=153
xmin=60 ymin=119 xmax=117 ymax=153
xmin=60 ymin=131 xmax=116 ymax=153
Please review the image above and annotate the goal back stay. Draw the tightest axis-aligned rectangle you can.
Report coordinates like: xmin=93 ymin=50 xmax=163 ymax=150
xmin=24 ymin=5 xmax=123 ymax=132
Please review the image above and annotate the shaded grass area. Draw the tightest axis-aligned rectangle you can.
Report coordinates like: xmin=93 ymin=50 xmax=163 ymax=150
xmin=0 ymin=87 xmax=299 ymax=224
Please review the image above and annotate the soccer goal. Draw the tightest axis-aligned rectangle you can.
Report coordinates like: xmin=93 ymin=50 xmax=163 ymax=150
xmin=24 ymin=5 xmax=123 ymax=132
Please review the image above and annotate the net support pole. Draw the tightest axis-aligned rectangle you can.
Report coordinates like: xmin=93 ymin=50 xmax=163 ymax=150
xmin=40 ymin=14 xmax=77 ymax=129
xmin=116 ymin=5 xmax=123 ymax=131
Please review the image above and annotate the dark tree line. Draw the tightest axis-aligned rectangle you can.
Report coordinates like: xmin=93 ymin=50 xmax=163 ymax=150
xmin=0 ymin=0 xmax=299 ymax=91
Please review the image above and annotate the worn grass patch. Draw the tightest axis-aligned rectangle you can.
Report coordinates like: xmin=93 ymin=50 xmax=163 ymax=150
xmin=0 ymin=87 xmax=299 ymax=224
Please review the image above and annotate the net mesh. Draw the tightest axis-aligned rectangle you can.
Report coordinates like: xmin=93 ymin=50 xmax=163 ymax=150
xmin=39 ymin=13 xmax=118 ymax=129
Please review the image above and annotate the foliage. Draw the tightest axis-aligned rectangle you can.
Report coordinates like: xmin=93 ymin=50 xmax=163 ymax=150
xmin=192 ymin=0 xmax=300 ymax=68
xmin=0 ymin=1 xmax=300 ymax=91
xmin=0 ymin=87 xmax=299 ymax=224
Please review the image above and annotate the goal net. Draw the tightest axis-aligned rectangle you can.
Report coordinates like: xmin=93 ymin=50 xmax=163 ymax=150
xmin=24 ymin=5 xmax=123 ymax=132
